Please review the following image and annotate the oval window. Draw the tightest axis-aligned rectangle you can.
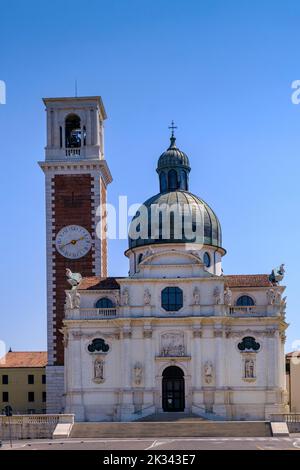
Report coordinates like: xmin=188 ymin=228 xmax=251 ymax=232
xmin=203 ymin=252 xmax=211 ymax=268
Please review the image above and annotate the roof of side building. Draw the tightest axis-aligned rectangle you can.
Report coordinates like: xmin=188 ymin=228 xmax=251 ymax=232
xmin=0 ymin=351 xmax=47 ymax=368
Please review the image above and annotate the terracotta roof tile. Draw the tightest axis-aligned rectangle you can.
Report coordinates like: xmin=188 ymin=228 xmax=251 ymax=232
xmin=79 ymin=277 xmax=121 ymax=290
xmin=286 ymin=351 xmax=300 ymax=358
xmin=224 ymin=274 xmax=273 ymax=288
xmin=0 ymin=351 xmax=47 ymax=368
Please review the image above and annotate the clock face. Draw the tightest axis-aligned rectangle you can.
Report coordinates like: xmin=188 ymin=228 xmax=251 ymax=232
xmin=55 ymin=225 xmax=92 ymax=259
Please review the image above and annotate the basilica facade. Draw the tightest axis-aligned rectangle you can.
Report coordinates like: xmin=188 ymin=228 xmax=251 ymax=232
xmin=40 ymin=96 xmax=288 ymax=422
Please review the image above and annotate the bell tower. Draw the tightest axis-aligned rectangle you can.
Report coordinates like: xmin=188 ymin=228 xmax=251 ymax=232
xmin=39 ymin=96 xmax=112 ymax=413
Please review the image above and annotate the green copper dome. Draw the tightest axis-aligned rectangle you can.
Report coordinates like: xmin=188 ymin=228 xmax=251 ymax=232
xmin=128 ymin=131 xmax=223 ymax=251
xmin=129 ymin=190 xmax=222 ymax=249
xmin=157 ymin=136 xmax=190 ymax=171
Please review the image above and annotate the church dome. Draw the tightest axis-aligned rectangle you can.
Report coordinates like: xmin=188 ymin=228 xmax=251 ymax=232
xmin=157 ymin=138 xmax=190 ymax=171
xmin=128 ymin=126 xmax=223 ymax=252
xmin=128 ymin=190 xmax=222 ymax=249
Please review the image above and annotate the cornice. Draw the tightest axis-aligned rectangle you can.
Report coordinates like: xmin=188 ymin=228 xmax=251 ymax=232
xmin=38 ymin=159 xmax=112 ymax=185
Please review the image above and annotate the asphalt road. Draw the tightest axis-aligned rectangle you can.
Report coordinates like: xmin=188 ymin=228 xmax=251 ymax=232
xmin=1 ymin=436 xmax=300 ymax=451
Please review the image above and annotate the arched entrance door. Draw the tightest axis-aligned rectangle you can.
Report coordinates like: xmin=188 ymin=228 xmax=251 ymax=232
xmin=162 ymin=366 xmax=185 ymax=412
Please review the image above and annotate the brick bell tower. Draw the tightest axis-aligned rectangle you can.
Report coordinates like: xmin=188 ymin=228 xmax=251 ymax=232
xmin=39 ymin=97 xmax=112 ymax=413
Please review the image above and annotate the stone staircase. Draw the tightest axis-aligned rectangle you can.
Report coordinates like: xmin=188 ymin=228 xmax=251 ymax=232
xmin=70 ymin=419 xmax=272 ymax=438
xmin=136 ymin=412 xmax=204 ymax=422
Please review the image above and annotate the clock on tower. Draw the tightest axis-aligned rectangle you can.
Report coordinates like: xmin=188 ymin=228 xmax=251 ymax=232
xmin=39 ymin=96 xmax=112 ymax=413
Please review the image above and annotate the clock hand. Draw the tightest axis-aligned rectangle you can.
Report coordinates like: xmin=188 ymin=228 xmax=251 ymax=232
xmin=60 ymin=236 xmax=85 ymax=249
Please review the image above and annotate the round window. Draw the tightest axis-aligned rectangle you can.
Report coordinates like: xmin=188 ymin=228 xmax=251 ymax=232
xmin=203 ymin=252 xmax=211 ymax=268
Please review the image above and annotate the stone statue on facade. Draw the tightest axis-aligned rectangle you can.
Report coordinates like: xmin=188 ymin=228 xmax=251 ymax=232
xmin=66 ymin=268 xmax=82 ymax=289
xmin=193 ymin=287 xmax=200 ymax=305
xmin=204 ymin=361 xmax=213 ymax=384
xmin=122 ymin=288 xmax=129 ymax=306
xmin=144 ymin=289 xmax=151 ymax=306
xmin=213 ymin=286 xmax=221 ymax=305
xmin=133 ymin=362 xmax=143 ymax=386
xmin=266 ymin=288 xmax=276 ymax=305
xmin=269 ymin=264 xmax=285 ymax=284
xmin=65 ymin=269 xmax=81 ymax=309
xmin=245 ymin=359 xmax=255 ymax=379
xmin=224 ymin=287 xmax=232 ymax=306
xmin=94 ymin=357 xmax=104 ymax=382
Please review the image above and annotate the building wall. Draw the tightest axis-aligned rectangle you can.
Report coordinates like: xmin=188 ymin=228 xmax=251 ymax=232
xmin=64 ymin=318 xmax=287 ymax=422
xmin=286 ymin=358 xmax=300 ymax=412
xmin=0 ymin=367 xmax=46 ymax=414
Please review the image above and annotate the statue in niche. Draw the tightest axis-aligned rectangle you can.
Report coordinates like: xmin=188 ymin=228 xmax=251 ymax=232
xmin=161 ymin=333 xmax=185 ymax=357
xmin=122 ymin=288 xmax=129 ymax=306
xmin=244 ymin=359 xmax=255 ymax=379
xmin=94 ymin=357 xmax=104 ymax=382
xmin=204 ymin=361 xmax=214 ymax=384
xmin=213 ymin=286 xmax=221 ymax=305
xmin=133 ymin=362 xmax=143 ymax=386
xmin=193 ymin=287 xmax=200 ymax=305
xmin=144 ymin=289 xmax=151 ymax=306
xmin=224 ymin=287 xmax=232 ymax=306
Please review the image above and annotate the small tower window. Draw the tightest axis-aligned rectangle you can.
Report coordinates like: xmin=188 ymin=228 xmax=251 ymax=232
xmin=236 ymin=295 xmax=255 ymax=306
xmin=65 ymin=114 xmax=81 ymax=148
xmin=168 ymin=169 xmax=178 ymax=191
xmin=138 ymin=253 xmax=143 ymax=264
xmin=95 ymin=298 xmax=115 ymax=309
xmin=203 ymin=252 xmax=211 ymax=268
xmin=180 ymin=170 xmax=188 ymax=190
xmin=160 ymin=172 xmax=167 ymax=192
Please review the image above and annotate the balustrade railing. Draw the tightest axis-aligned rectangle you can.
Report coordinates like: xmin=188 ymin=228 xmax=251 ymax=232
xmin=270 ymin=413 xmax=300 ymax=423
xmin=65 ymin=147 xmax=81 ymax=156
xmin=230 ymin=306 xmax=259 ymax=315
xmin=79 ymin=308 xmax=117 ymax=319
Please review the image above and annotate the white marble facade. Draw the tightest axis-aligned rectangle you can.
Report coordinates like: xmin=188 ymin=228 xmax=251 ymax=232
xmin=63 ymin=243 xmax=289 ymax=422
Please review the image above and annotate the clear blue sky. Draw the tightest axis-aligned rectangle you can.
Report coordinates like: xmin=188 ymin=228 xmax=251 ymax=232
xmin=0 ymin=0 xmax=299 ymax=353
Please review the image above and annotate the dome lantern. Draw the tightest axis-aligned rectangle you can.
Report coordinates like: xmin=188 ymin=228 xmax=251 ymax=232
xmin=156 ymin=123 xmax=191 ymax=192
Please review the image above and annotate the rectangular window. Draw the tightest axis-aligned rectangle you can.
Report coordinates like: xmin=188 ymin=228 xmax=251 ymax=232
xmin=42 ymin=374 xmax=46 ymax=384
xmin=42 ymin=391 xmax=46 ymax=403
xmin=42 ymin=409 xmax=47 ymax=414
xmin=28 ymin=392 xmax=35 ymax=402
xmin=28 ymin=374 xmax=34 ymax=385
xmin=2 ymin=391 xmax=9 ymax=402
xmin=27 ymin=409 xmax=35 ymax=414
xmin=2 ymin=375 xmax=8 ymax=385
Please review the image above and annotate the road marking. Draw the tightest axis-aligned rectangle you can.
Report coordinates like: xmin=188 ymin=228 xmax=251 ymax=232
xmin=145 ymin=439 xmax=176 ymax=450
xmin=293 ymin=439 xmax=300 ymax=449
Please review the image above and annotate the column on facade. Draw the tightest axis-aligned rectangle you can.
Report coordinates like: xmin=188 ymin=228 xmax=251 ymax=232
xmin=214 ymin=329 xmax=225 ymax=387
xmin=122 ymin=329 xmax=132 ymax=388
xmin=52 ymin=109 xmax=58 ymax=148
xmin=266 ymin=331 xmax=275 ymax=388
xmin=94 ymin=108 xmax=100 ymax=146
xmin=100 ymin=121 xmax=104 ymax=156
xmin=69 ymin=332 xmax=83 ymax=391
xmin=192 ymin=329 xmax=202 ymax=388
xmin=87 ymin=108 xmax=92 ymax=146
xmin=143 ymin=329 xmax=153 ymax=389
